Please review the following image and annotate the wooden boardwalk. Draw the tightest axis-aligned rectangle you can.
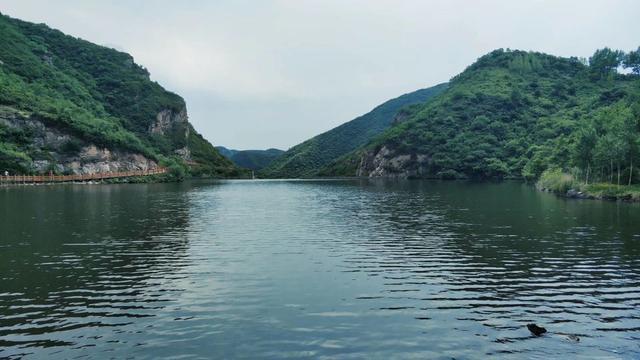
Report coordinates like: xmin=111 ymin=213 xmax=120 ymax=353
xmin=0 ymin=167 xmax=167 ymax=184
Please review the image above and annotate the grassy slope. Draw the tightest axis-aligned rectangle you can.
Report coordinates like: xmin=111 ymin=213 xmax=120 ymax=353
xmin=260 ymin=83 xmax=448 ymax=178
xmin=0 ymin=13 xmax=238 ymax=176
xmin=333 ymin=49 xmax=640 ymax=179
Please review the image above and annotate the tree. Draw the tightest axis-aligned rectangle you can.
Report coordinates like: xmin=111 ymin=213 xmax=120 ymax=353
xmin=605 ymin=117 xmax=629 ymax=185
xmin=589 ymin=48 xmax=624 ymax=78
xmin=594 ymin=134 xmax=618 ymax=183
xmin=623 ymin=47 xmax=640 ymax=75
xmin=628 ymin=137 xmax=640 ymax=185
xmin=573 ymin=126 xmax=597 ymax=183
xmin=622 ymin=111 xmax=640 ymax=185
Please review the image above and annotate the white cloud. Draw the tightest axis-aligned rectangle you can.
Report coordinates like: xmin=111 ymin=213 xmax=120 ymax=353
xmin=2 ymin=0 xmax=639 ymax=149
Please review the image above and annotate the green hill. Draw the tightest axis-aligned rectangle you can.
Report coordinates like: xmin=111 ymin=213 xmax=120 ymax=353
xmin=326 ymin=48 xmax=640 ymax=183
xmin=260 ymin=83 xmax=448 ymax=178
xmin=216 ymin=146 xmax=284 ymax=170
xmin=0 ymin=13 xmax=242 ymax=178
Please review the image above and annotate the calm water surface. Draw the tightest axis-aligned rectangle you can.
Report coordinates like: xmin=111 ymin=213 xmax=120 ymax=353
xmin=1 ymin=180 xmax=639 ymax=359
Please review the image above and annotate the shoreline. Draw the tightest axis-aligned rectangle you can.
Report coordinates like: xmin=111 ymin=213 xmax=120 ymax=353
xmin=538 ymin=185 xmax=640 ymax=203
xmin=4 ymin=174 xmax=640 ymax=204
xmin=0 ymin=174 xmax=255 ymax=187
xmin=536 ymin=169 xmax=640 ymax=202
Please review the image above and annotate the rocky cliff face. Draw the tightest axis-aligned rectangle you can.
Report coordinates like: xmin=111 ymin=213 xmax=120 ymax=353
xmin=148 ymin=108 xmax=192 ymax=161
xmin=0 ymin=107 xmax=157 ymax=175
xmin=149 ymin=108 xmax=188 ymax=137
xmin=357 ymin=146 xmax=430 ymax=178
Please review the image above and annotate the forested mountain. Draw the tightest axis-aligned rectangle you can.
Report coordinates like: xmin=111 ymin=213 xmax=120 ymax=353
xmin=260 ymin=83 xmax=448 ymax=178
xmin=324 ymin=48 xmax=640 ymax=183
xmin=216 ymin=146 xmax=284 ymax=170
xmin=0 ymin=13 xmax=242 ymax=177
xmin=4 ymin=9 xmax=637 ymax=185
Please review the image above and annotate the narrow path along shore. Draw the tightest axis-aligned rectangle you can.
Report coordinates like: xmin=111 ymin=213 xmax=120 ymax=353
xmin=0 ymin=167 xmax=167 ymax=185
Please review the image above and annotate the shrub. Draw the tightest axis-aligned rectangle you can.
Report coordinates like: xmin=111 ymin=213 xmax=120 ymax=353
xmin=537 ymin=168 xmax=579 ymax=193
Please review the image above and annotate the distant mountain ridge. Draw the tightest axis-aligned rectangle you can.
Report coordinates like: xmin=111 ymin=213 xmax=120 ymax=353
xmin=216 ymin=146 xmax=284 ymax=171
xmin=260 ymin=83 xmax=448 ymax=178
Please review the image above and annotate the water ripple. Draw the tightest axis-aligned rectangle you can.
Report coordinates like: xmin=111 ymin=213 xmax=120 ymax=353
xmin=0 ymin=180 xmax=639 ymax=359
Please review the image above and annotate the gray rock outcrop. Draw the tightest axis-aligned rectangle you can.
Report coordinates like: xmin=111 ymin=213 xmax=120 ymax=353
xmin=357 ymin=146 xmax=430 ymax=178
xmin=0 ymin=107 xmax=157 ymax=174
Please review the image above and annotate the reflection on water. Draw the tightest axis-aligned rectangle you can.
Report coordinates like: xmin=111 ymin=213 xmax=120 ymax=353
xmin=0 ymin=180 xmax=639 ymax=359
xmin=0 ymin=183 xmax=193 ymax=356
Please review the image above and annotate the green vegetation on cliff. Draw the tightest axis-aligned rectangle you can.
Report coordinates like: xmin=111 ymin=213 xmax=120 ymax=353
xmin=330 ymin=48 xmax=640 ymax=181
xmin=260 ymin=83 xmax=448 ymax=178
xmin=0 ymin=13 xmax=240 ymax=177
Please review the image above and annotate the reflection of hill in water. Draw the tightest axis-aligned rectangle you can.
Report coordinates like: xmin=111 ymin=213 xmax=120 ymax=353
xmin=0 ymin=183 xmax=198 ymax=351
xmin=298 ymin=180 xmax=640 ymax=350
xmin=1 ymin=180 xmax=639 ymax=358
xmin=311 ymin=179 xmax=639 ymax=265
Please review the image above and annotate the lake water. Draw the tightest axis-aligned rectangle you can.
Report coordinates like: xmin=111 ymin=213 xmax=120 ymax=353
xmin=1 ymin=180 xmax=639 ymax=359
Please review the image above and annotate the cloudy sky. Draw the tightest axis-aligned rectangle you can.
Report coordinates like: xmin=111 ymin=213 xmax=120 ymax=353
xmin=2 ymin=1 xmax=639 ymax=150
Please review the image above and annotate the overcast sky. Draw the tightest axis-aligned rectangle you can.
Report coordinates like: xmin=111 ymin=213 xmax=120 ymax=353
xmin=2 ymin=1 xmax=639 ymax=150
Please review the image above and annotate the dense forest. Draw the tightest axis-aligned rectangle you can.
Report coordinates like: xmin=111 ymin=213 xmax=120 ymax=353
xmin=0 ymin=13 xmax=241 ymax=177
xmin=216 ymin=146 xmax=284 ymax=171
xmin=325 ymin=48 xmax=640 ymax=189
xmin=260 ymin=83 xmax=447 ymax=178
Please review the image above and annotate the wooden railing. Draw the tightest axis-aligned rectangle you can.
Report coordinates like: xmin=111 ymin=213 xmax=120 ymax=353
xmin=0 ymin=167 xmax=167 ymax=184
